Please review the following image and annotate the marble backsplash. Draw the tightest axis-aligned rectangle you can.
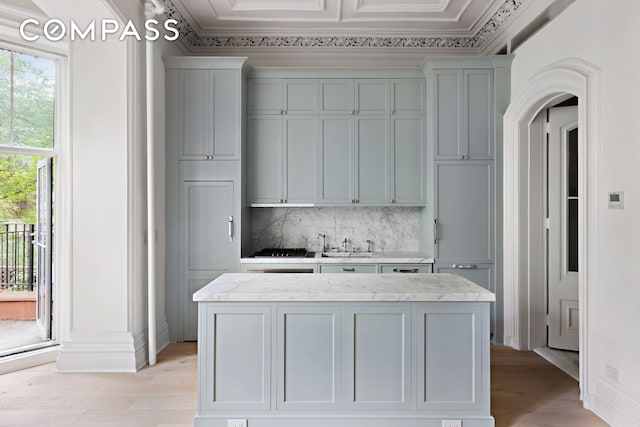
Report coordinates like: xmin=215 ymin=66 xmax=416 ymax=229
xmin=250 ymin=207 xmax=422 ymax=253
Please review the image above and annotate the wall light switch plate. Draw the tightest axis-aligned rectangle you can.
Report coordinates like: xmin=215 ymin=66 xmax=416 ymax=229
xmin=228 ymin=420 xmax=247 ymax=427
xmin=442 ymin=420 xmax=462 ymax=427
xmin=608 ymin=191 xmax=624 ymax=209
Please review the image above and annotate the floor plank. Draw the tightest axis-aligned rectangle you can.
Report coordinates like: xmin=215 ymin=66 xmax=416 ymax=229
xmin=0 ymin=343 xmax=608 ymax=426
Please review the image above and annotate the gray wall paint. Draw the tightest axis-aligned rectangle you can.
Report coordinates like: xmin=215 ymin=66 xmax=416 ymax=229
xmin=250 ymin=207 xmax=422 ymax=253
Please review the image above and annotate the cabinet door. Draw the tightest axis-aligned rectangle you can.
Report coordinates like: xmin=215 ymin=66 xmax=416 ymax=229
xmin=319 ymin=79 xmax=354 ymax=114
xmin=247 ymin=116 xmax=283 ymax=204
xmin=434 ymin=263 xmax=494 ymax=336
xmin=355 ymin=80 xmax=387 ymax=114
xmin=182 ymin=181 xmax=235 ymax=340
xmin=344 ymin=305 xmax=412 ymax=409
xmin=179 ymin=70 xmax=209 ymax=159
xmin=391 ymin=79 xmax=425 ymax=115
xmin=247 ymin=79 xmax=283 ymax=114
xmin=319 ymin=116 xmax=353 ymax=204
xmin=433 ymin=70 xmax=463 ymax=159
xmin=355 ymin=116 xmax=389 ymax=204
xmin=464 ymin=69 xmax=493 ymax=159
xmin=434 ymin=161 xmax=493 ymax=262
xmin=276 ymin=306 xmax=341 ymax=410
xmin=284 ymin=116 xmax=317 ymax=203
xmin=211 ymin=71 xmax=240 ymax=159
xmin=392 ymin=116 xmax=425 ymax=204
xmin=284 ymin=79 xmax=318 ymax=114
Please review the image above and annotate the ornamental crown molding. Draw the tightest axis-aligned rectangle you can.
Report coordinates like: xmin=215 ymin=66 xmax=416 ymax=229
xmin=164 ymin=0 xmax=526 ymax=53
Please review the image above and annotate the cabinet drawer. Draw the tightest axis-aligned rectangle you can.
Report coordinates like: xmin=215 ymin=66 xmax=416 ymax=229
xmin=380 ymin=264 xmax=432 ymax=274
xmin=319 ymin=264 xmax=377 ymax=273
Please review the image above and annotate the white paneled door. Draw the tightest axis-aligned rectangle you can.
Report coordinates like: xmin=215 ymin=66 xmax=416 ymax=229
xmin=547 ymin=106 xmax=579 ymax=351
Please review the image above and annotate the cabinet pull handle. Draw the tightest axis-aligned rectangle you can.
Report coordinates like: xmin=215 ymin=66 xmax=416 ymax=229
xmin=434 ymin=218 xmax=439 ymax=245
xmin=393 ymin=268 xmax=419 ymax=273
xmin=228 ymin=216 xmax=234 ymax=242
xmin=342 ymin=267 xmax=355 ymax=272
xmin=453 ymin=264 xmax=477 ymax=269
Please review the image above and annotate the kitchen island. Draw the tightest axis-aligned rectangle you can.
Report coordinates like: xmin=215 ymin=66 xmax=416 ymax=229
xmin=193 ymin=273 xmax=495 ymax=427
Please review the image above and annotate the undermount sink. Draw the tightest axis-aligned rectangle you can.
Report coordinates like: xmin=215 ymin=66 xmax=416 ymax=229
xmin=322 ymin=252 xmax=373 ymax=258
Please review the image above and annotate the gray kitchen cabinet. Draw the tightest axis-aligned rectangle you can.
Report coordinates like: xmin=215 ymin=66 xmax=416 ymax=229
xmin=247 ymin=115 xmax=317 ymax=205
xmin=344 ymin=305 xmax=412 ymax=409
xmin=248 ymin=78 xmax=317 ymax=115
xmin=165 ymin=57 xmax=246 ymax=343
xmin=247 ymin=115 xmax=283 ymax=204
xmin=380 ymin=264 xmax=433 ymax=273
xmin=318 ymin=116 xmax=354 ymax=204
xmin=319 ymin=114 xmax=425 ymax=206
xmin=391 ymin=116 xmax=426 ymax=204
xmin=181 ymin=179 xmax=237 ymax=341
xmin=176 ymin=69 xmax=241 ymax=160
xmin=390 ymin=79 xmax=425 ymax=115
xmin=319 ymin=264 xmax=377 ymax=273
xmin=355 ymin=116 xmax=389 ymax=204
xmin=284 ymin=116 xmax=317 ymax=203
xmin=276 ymin=306 xmax=341 ymax=410
xmin=432 ymin=69 xmax=493 ymax=160
xmin=355 ymin=79 xmax=388 ymax=114
xmin=319 ymin=79 xmax=354 ymax=114
xmin=319 ymin=115 xmax=391 ymax=205
xmin=435 ymin=262 xmax=494 ymax=336
xmin=434 ymin=161 xmax=493 ymax=263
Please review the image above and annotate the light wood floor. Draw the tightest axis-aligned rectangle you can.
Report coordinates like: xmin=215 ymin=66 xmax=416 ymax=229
xmin=0 ymin=343 xmax=608 ymax=427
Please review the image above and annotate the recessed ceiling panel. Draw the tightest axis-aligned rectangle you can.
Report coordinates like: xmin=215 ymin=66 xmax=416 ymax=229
xmin=355 ymin=0 xmax=451 ymax=14
xmin=229 ymin=0 xmax=326 ymax=12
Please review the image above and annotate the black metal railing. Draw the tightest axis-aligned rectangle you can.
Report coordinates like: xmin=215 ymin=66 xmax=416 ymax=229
xmin=0 ymin=223 xmax=36 ymax=291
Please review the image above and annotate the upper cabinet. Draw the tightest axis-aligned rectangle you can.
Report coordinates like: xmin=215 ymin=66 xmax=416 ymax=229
xmin=248 ymin=79 xmax=318 ymax=115
xmin=390 ymin=79 xmax=425 ymax=115
xmin=319 ymin=79 xmax=424 ymax=115
xmin=247 ymin=115 xmax=317 ymax=205
xmin=432 ymin=69 xmax=493 ymax=160
xmin=248 ymin=76 xmax=426 ymax=206
xmin=174 ymin=69 xmax=241 ymax=160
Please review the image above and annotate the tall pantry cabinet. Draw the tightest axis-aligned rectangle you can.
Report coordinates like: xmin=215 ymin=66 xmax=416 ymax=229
xmin=426 ymin=58 xmax=511 ymax=341
xmin=165 ymin=57 xmax=248 ymax=342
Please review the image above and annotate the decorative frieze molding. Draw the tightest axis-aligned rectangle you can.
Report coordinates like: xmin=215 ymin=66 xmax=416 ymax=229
xmin=165 ymin=0 xmax=525 ymax=51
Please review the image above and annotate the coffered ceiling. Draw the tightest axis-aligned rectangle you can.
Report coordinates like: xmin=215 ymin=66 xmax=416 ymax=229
xmin=164 ymin=0 xmax=572 ymax=58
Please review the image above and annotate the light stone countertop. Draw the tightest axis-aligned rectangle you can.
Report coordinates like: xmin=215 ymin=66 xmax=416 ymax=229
xmin=240 ymin=251 xmax=434 ymax=264
xmin=193 ymin=273 xmax=495 ymax=302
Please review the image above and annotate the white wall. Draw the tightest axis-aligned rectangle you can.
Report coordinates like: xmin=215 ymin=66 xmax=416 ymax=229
xmin=510 ymin=1 xmax=640 ymax=424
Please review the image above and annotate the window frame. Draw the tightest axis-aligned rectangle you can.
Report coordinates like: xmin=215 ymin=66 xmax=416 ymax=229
xmin=0 ymin=38 xmax=69 ymax=368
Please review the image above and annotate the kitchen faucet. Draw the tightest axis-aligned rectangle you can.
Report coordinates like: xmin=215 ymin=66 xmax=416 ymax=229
xmin=317 ymin=233 xmax=327 ymax=252
xmin=342 ymin=238 xmax=348 ymax=252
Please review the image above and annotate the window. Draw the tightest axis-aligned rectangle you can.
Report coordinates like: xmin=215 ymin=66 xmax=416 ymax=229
xmin=0 ymin=47 xmax=58 ymax=356
xmin=0 ymin=48 xmax=55 ymax=149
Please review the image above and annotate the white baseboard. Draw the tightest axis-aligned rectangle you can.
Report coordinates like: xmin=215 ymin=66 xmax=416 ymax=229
xmin=534 ymin=347 xmax=579 ymax=381
xmin=156 ymin=317 xmax=170 ymax=353
xmin=587 ymin=376 xmax=640 ymax=427
xmin=56 ymin=333 xmax=139 ymax=372
xmin=0 ymin=345 xmax=59 ymax=375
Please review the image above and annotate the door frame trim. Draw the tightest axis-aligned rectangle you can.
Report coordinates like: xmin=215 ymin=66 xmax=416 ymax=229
xmin=502 ymin=58 xmax=601 ymax=401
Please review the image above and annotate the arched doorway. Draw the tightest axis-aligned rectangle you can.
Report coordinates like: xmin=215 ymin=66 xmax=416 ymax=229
xmin=502 ymin=58 xmax=602 ymax=400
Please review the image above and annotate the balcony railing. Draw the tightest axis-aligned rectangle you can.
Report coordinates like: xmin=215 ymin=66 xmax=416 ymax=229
xmin=0 ymin=223 xmax=36 ymax=291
